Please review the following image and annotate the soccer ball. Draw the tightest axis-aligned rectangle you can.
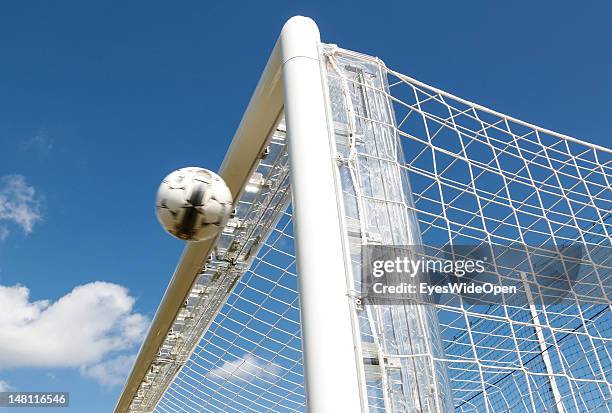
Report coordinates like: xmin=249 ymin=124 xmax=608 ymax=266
xmin=155 ymin=167 xmax=233 ymax=241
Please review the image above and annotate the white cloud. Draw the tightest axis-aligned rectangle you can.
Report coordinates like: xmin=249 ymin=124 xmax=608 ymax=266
xmin=80 ymin=354 xmax=136 ymax=387
xmin=0 ymin=282 xmax=148 ymax=386
xmin=0 ymin=379 xmax=12 ymax=391
xmin=207 ymin=354 xmax=279 ymax=383
xmin=0 ymin=227 xmax=8 ymax=241
xmin=0 ymin=175 xmax=41 ymax=234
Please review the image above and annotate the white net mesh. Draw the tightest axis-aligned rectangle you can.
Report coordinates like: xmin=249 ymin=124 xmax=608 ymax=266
xmin=385 ymin=58 xmax=610 ymax=413
xmin=157 ymin=208 xmax=303 ymax=412
xmin=150 ymin=125 xmax=306 ymax=413
xmin=128 ymin=44 xmax=611 ymax=413
xmin=322 ymin=47 xmax=611 ymax=413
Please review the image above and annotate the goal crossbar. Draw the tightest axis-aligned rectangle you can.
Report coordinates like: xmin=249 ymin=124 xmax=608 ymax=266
xmin=114 ymin=24 xmax=285 ymax=413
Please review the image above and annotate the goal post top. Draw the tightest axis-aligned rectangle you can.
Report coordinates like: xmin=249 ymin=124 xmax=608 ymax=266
xmin=279 ymin=16 xmax=321 ymax=63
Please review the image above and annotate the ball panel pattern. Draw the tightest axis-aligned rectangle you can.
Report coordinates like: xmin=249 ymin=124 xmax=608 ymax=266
xmin=155 ymin=167 xmax=233 ymax=241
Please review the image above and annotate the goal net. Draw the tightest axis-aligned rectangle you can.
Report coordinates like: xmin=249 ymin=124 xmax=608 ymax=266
xmin=116 ymin=17 xmax=611 ymax=413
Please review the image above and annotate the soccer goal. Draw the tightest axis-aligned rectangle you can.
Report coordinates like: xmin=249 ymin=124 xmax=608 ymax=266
xmin=115 ymin=16 xmax=612 ymax=413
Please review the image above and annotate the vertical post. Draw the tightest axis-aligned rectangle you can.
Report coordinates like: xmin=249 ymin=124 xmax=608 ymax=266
xmin=280 ymin=16 xmax=363 ymax=412
xmin=520 ymin=271 xmax=565 ymax=413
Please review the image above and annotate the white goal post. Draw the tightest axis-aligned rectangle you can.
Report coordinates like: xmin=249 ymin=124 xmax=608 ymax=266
xmin=115 ymin=16 xmax=612 ymax=413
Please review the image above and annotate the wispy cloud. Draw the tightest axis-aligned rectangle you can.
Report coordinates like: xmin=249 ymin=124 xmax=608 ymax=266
xmin=0 ymin=379 xmax=12 ymax=391
xmin=0 ymin=282 xmax=148 ymax=387
xmin=206 ymin=354 xmax=279 ymax=383
xmin=21 ymin=128 xmax=53 ymax=156
xmin=80 ymin=354 xmax=136 ymax=387
xmin=0 ymin=175 xmax=42 ymax=237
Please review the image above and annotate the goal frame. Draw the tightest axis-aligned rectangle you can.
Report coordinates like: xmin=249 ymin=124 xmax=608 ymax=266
xmin=116 ymin=15 xmax=612 ymax=413
xmin=115 ymin=16 xmax=364 ymax=413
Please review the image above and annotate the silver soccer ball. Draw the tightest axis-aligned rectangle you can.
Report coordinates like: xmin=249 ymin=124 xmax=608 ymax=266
xmin=155 ymin=167 xmax=233 ymax=241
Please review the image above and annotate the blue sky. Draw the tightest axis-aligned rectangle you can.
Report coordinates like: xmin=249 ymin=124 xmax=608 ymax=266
xmin=0 ymin=1 xmax=610 ymax=412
